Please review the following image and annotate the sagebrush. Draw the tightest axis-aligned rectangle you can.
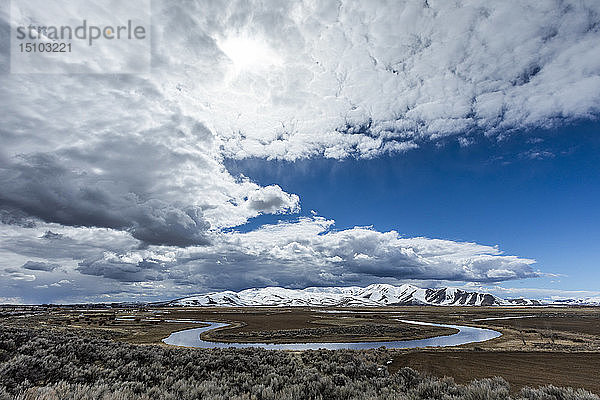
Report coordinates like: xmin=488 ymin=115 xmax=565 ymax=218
xmin=0 ymin=326 xmax=596 ymax=400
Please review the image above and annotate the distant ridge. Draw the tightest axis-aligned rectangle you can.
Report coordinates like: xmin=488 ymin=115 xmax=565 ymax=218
xmin=166 ymin=284 xmax=542 ymax=307
xmin=548 ymin=297 xmax=600 ymax=306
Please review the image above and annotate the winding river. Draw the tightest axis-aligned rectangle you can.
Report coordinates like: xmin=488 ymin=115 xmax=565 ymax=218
xmin=162 ymin=319 xmax=501 ymax=350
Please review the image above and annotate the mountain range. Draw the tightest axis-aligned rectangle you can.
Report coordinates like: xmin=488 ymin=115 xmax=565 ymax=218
xmin=547 ymin=296 xmax=600 ymax=306
xmin=166 ymin=284 xmax=545 ymax=307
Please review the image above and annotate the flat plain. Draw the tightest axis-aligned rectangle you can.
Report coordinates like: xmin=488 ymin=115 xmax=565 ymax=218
xmin=1 ymin=305 xmax=598 ymax=394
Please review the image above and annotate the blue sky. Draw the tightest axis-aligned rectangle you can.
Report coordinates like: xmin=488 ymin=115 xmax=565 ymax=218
xmin=2 ymin=0 xmax=600 ymax=303
xmin=228 ymin=121 xmax=600 ymax=295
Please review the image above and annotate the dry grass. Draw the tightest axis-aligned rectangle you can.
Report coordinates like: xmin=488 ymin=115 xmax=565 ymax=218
xmin=389 ymin=350 xmax=600 ymax=394
xmin=2 ymin=304 xmax=600 ymax=395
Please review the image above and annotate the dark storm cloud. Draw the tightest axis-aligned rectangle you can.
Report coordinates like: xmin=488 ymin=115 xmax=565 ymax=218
xmin=0 ymin=207 xmax=37 ymax=228
xmin=2 ymin=0 xmax=598 ymax=303
xmin=0 ymin=152 xmax=211 ymax=247
xmin=72 ymin=218 xmax=537 ymax=292
xmin=77 ymin=256 xmax=165 ymax=283
xmin=0 ymin=225 xmax=137 ymax=262
xmin=21 ymin=261 xmax=60 ymax=272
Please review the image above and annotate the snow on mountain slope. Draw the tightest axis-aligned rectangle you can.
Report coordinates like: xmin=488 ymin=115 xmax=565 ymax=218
xmin=548 ymin=297 xmax=600 ymax=306
xmin=168 ymin=284 xmax=541 ymax=307
xmin=504 ymin=298 xmax=543 ymax=306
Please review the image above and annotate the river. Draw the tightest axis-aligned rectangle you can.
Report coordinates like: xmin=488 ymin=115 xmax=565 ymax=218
xmin=162 ymin=319 xmax=501 ymax=350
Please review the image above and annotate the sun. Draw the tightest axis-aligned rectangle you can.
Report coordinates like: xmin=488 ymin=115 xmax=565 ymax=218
xmin=218 ymin=35 xmax=282 ymax=72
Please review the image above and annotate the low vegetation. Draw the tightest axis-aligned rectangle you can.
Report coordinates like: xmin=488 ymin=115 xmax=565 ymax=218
xmin=0 ymin=325 xmax=597 ymax=400
xmin=209 ymin=323 xmax=457 ymax=343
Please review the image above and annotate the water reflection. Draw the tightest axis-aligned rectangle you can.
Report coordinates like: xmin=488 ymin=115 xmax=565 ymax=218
xmin=163 ymin=319 xmax=501 ymax=350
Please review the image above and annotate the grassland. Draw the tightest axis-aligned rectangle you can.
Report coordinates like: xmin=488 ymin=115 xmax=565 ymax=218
xmin=0 ymin=307 xmax=458 ymax=344
xmin=1 ymin=304 xmax=599 ymax=396
xmin=389 ymin=351 xmax=600 ymax=394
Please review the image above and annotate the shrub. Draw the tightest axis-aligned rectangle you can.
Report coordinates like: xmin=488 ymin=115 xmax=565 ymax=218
xmin=0 ymin=326 xmax=597 ymax=400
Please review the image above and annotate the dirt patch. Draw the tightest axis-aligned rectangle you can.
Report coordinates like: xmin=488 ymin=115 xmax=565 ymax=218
xmin=483 ymin=315 xmax=600 ymax=336
xmin=390 ymin=351 xmax=600 ymax=394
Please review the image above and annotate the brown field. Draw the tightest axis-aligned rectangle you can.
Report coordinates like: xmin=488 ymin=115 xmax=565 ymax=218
xmin=0 ymin=307 xmax=456 ymax=344
xmin=480 ymin=314 xmax=600 ymax=336
xmin=2 ymin=305 xmax=600 ymax=393
xmin=165 ymin=308 xmax=457 ymax=343
xmin=390 ymin=351 xmax=600 ymax=394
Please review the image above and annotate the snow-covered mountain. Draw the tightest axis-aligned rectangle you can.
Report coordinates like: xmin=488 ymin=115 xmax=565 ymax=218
xmin=167 ymin=284 xmax=542 ymax=307
xmin=547 ymin=297 xmax=600 ymax=306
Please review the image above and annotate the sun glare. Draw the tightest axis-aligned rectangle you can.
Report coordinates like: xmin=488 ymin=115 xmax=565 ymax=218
xmin=218 ymin=35 xmax=282 ymax=72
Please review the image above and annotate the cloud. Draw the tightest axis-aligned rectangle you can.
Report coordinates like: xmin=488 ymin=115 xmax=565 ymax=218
xmin=0 ymin=75 xmax=301 ymax=246
xmin=0 ymin=0 xmax=596 ymax=302
xmin=0 ymin=297 xmax=24 ymax=305
xmin=245 ymin=185 xmax=300 ymax=214
xmin=69 ymin=217 xmax=538 ymax=290
xmin=41 ymin=231 xmax=64 ymax=240
xmin=22 ymin=261 xmax=61 ymax=272
xmin=2 ymin=0 xmax=600 ymax=247
xmin=3 ymin=268 xmax=36 ymax=282
xmin=0 ymin=207 xmax=37 ymax=228
xmin=50 ymin=279 xmax=71 ymax=288
xmin=0 ymin=220 xmax=139 ymax=261
xmin=461 ymin=283 xmax=600 ymax=301
xmin=77 ymin=252 xmax=167 ymax=283
xmin=0 ymin=215 xmax=540 ymax=303
xmin=520 ymin=149 xmax=555 ymax=160
xmin=148 ymin=0 xmax=600 ymax=159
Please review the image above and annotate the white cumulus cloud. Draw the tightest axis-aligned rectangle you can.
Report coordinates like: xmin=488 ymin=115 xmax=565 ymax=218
xmin=0 ymin=0 xmax=596 ymax=302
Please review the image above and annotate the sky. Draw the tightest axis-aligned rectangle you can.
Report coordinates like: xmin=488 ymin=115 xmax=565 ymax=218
xmin=227 ymin=121 xmax=600 ymax=298
xmin=1 ymin=0 xmax=599 ymax=303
